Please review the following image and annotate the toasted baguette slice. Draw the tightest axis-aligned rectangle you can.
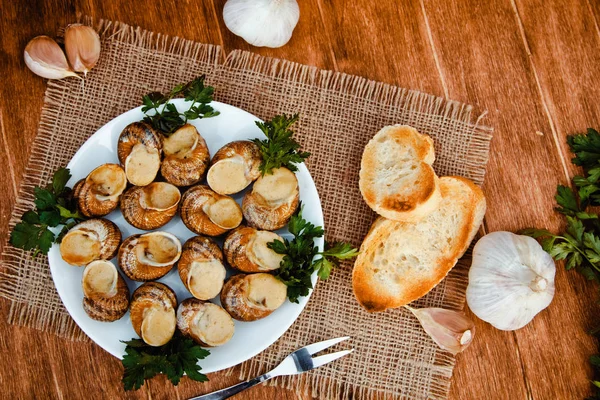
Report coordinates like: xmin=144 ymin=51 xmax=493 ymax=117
xmin=353 ymin=176 xmax=486 ymax=312
xmin=359 ymin=125 xmax=441 ymax=222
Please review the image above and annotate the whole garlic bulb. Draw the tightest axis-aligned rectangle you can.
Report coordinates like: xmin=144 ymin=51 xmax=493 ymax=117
xmin=223 ymin=0 xmax=300 ymax=48
xmin=466 ymin=231 xmax=556 ymax=331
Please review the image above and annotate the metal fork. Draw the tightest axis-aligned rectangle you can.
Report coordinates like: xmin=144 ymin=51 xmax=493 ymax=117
xmin=189 ymin=337 xmax=353 ymax=400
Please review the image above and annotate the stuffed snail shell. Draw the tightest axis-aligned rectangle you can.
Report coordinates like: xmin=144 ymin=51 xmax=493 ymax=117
xmin=161 ymin=124 xmax=210 ymax=187
xmin=60 ymin=218 xmax=121 ymax=266
xmin=242 ymin=167 xmax=299 ymax=230
xmin=118 ymin=231 xmax=182 ymax=281
xmin=224 ymin=227 xmax=284 ymax=273
xmin=177 ymin=236 xmax=226 ymax=300
xmin=120 ymin=182 xmax=181 ymax=230
xmin=117 ymin=122 xmax=163 ymax=186
xmin=177 ymin=298 xmax=235 ymax=347
xmin=74 ymin=164 xmax=127 ymax=217
xmin=206 ymin=140 xmax=261 ymax=195
xmin=130 ymin=282 xmax=177 ymax=346
xmin=180 ymin=185 xmax=243 ymax=236
xmin=220 ymin=273 xmax=287 ymax=321
xmin=82 ymin=260 xmax=130 ymax=322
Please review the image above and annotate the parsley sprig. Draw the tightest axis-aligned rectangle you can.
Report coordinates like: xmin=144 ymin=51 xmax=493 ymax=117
xmin=268 ymin=206 xmax=359 ymax=303
xmin=522 ymin=128 xmax=600 ymax=398
xmin=142 ymin=75 xmax=219 ymax=136
xmin=252 ymin=114 xmax=310 ymax=175
xmin=10 ymin=167 xmax=84 ymax=256
xmin=121 ymin=333 xmax=210 ymax=391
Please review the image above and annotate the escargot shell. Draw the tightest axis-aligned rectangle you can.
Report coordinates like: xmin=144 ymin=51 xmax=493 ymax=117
xmin=117 ymin=122 xmax=163 ymax=186
xmin=130 ymin=282 xmax=177 ymax=346
xmin=75 ymin=164 xmax=127 ymax=217
xmin=118 ymin=231 xmax=182 ymax=281
xmin=120 ymin=182 xmax=181 ymax=230
xmin=224 ymin=226 xmax=284 ymax=273
xmin=220 ymin=273 xmax=288 ymax=321
xmin=161 ymin=124 xmax=210 ymax=187
xmin=178 ymin=236 xmax=226 ymax=300
xmin=180 ymin=185 xmax=243 ymax=236
xmin=242 ymin=167 xmax=299 ymax=230
xmin=82 ymin=260 xmax=130 ymax=322
xmin=177 ymin=298 xmax=235 ymax=347
xmin=60 ymin=218 xmax=121 ymax=266
xmin=206 ymin=140 xmax=261 ymax=195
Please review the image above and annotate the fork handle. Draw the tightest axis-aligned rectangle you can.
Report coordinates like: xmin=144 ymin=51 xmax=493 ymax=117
xmin=189 ymin=373 xmax=272 ymax=400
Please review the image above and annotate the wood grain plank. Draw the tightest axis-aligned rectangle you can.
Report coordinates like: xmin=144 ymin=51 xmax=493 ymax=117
xmin=419 ymin=0 xmax=575 ymax=398
xmin=506 ymin=0 xmax=600 ymax=398
xmin=316 ymin=0 xmax=445 ymax=95
xmin=211 ymin=0 xmax=335 ymax=70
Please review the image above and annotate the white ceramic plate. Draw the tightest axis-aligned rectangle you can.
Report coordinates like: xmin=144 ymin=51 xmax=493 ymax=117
xmin=48 ymin=100 xmax=324 ymax=373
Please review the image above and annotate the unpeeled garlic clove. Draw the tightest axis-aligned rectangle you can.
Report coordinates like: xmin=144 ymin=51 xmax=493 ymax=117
xmin=24 ymin=36 xmax=79 ymax=80
xmin=223 ymin=0 xmax=300 ymax=48
xmin=64 ymin=24 xmax=101 ymax=76
xmin=405 ymin=306 xmax=475 ymax=355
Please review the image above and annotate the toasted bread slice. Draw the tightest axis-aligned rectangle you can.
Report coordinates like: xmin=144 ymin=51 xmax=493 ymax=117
xmin=359 ymin=125 xmax=441 ymax=222
xmin=353 ymin=176 xmax=486 ymax=312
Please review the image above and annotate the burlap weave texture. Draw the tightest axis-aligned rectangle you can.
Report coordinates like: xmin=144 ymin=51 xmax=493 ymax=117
xmin=0 ymin=19 xmax=492 ymax=400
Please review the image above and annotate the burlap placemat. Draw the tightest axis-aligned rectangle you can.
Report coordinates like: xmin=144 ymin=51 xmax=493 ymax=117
xmin=0 ymin=19 xmax=492 ymax=399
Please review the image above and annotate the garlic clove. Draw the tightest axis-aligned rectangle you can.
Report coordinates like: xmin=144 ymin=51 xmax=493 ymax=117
xmin=223 ymin=0 xmax=300 ymax=48
xmin=406 ymin=306 xmax=475 ymax=355
xmin=64 ymin=24 xmax=101 ymax=76
xmin=24 ymin=36 xmax=79 ymax=80
xmin=466 ymin=232 xmax=556 ymax=331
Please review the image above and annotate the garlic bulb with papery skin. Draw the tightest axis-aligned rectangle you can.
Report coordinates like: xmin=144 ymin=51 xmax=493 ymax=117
xmin=64 ymin=24 xmax=101 ymax=76
xmin=223 ymin=0 xmax=300 ymax=48
xmin=466 ymin=231 xmax=556 ymax=331
xmin=24 ymin=36 xmax=79 ymax=80
xmin=405 ymin=306 xmax=475 ymax=355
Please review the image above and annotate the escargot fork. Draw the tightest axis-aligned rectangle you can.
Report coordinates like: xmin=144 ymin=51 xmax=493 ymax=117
xmin=189 ymin=336 xmax=353 ymax=400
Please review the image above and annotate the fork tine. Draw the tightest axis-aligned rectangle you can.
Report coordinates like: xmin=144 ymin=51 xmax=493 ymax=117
xmin=310 ymin=349 xmax=354 ymax=369
xmin=301 ymin=336 xmax=351 ymax=356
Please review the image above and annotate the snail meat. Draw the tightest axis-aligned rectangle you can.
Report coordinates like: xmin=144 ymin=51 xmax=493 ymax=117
xmin=224 ymin=226 xmax=284 ymax=272
xmin=161 ymin=124 xmax=210 ymax=187
xmin=221 ymin=273 xmax=287 ymax=321
xmin=177 ymin=298 xmax=235 ymax=346
xmin=130 ymin=282 xmax=177 ymax=346
xmin=180 ymin=185 xmax=243 ymax=236
xmin=177 ymin=236 xmax=226 ymax=300
xmin=74 ymin=164 xmax=127 ymax=217
xmin=82 ymin=260 xmax=130 ymax=322
xmin=117 ymin=122 xmax=163 ymax=186
xmin=206 ymin=140 xmax=261 ymax=195
xmin=242 ymin=166 xmax=299 ymax=230
xmin=120 ymin=182 xmax=181 ymax=230
xmin=60 ymin=218 xmax=121 ymax=266
xmin=118 ymin=231 xmax=182 ymax=281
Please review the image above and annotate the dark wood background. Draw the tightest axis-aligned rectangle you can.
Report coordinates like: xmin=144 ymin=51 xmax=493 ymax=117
xmin=1 ymin=0 xmax=599 ymax=398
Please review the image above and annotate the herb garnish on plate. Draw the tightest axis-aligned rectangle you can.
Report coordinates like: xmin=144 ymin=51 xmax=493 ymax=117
xmin=252 ymin=113 xmax=310 ymax=175
xmin=522 ymin=128 xmax=600 ymax=397
xmin=10 ymin=167 xmax=84 ymax=256
xmin=141 ymin=75 xmax=220 ymax=136
xmin=121 ymin=333 xmax=210 ymax=391
xmin=269 ymin=206 xmax=359 ymax=303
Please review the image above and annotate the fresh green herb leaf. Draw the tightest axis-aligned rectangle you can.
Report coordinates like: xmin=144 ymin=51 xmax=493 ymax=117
xmin=525 ymin=128 xmax=600 ymax=397
xmin=252 ymin=114 xmax=310 ymax=175
xmin=142 ymin=76 xmax=220 ymax=136
xmin=269 ymin=206 xmax=358 ymax=302
xmin=121 ymin=333 xmax=210 ymax=391
xmin=9 ymin=167 xmax=84 ymax=256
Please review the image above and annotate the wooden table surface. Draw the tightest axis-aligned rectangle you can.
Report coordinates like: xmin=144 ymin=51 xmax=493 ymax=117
xmin=1 ymin=0 xmax=599 ymax=399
